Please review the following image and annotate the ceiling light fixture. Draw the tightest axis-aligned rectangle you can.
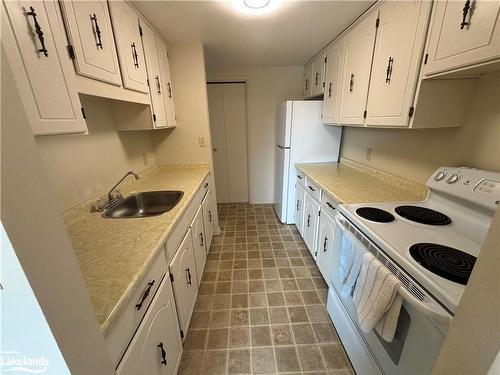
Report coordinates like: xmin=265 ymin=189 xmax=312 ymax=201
xmin=232 ymin=0 xmax=282 ymax=15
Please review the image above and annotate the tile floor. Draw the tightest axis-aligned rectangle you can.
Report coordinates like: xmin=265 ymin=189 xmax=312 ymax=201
xmin=178 ymin=203 xmax=354 ymax=375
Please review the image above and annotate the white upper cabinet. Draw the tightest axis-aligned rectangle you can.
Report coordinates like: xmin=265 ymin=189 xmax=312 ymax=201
xmin=108 ymin=1 xmax=148 ymax=93
xmin=2 ymin=0 xmax=87 ymax=136
xmin=365 ymin=1 xmax=432 ymax=127
xmin=303 ymin=63 xmax=313 ymax=98
xmin=59 ymin=0 xmax=122 ymax=86
xmin=340 ymin=10 xmax=378 ymax=126
xmin=156 ymin=38 xmax=177 ymax=128
xmin=140 ymin=20 xmax=167 ymax=128
xmin=423 ymin=0 xmax=500 ymax=77
xmin=311 ymin=53 xmax=326 ymax=97
xmin=322 ymin=40 xmax=344 ymax=124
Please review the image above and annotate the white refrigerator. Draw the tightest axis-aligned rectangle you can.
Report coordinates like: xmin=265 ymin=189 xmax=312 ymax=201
xmin=274 ymin=101 xmax=342 ymax=224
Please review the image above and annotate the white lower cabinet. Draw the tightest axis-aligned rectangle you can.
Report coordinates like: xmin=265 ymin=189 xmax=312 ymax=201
xmin=202 ymin=189 xmax=215 ymax=250
xmin=317 ymin=210 xmax=336 ymax=283
xmin=303 ymin=193 xmax=320 ymax=259
xmin=169 ymin=229 xmax=198 ymax=337
xmin=295 ymin=184 xmax=306 ymax=236
xmin=191 ymin=206 xmax=207 ymax=286
xmin=117 ymin=275 xmax=182 ymax=375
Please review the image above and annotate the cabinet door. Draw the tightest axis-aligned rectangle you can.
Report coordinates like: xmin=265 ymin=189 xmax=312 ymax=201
xmin=169 ymin=229 xmax=198 ymax=334
xmin=340 ymin=11 xmax=378 ymax=126
xmin=424 ymin=0 xmax=500 ymax=76
xmin=303 ymin=193 xmax=320 ymax=260
xmin=191 ymin=206 xmax=207 ymax=287
xmin=202 ymin=189 xmax=214 ymax=250
xmin=140 ymin=21 xmax=167 ymax=128
xmin=59 ymin=0 xmax=122 ymax=86
xmin=295 ymin=184 xmax=306 ymax=236
xmin=317 ymin=211 xmax=336 ymax=283
xmin=156 ymin=38 xmax=177 ymax=128
xmin=303 ymin=63 xmax=313 ymax=98
xmin=322 ymin=40 xmax=344 ymax=124
xmin=108 ymin=1 xmax=148 ymax=93
xmin=365 ymin=1 xmax=431 ymax=127
xmin=2 ymin=1 xmax=87 ymax=135
xmin=117 ymin=276 xmax=183 ymax=375
xmin=312 ymin=54 xmax=326 ymax=97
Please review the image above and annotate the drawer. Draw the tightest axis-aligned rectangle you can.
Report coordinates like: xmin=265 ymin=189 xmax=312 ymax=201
xmin=321 ymin=192 xmax=340 ymax=218
xmin=305 ymin=177 xmax=321 ymax=202
xmin=105 ymin=250 xmax=167 ymax=366
xmin=296 ymin=170 xmax=306 ymax=187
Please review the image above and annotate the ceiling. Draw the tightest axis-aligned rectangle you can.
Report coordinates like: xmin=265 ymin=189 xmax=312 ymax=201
xmin=133 ymin=1 xmax=375 ymax=68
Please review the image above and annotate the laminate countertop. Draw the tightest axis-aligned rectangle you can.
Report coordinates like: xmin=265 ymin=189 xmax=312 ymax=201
xmin=63 ymin=165 xmax=210 ymax=332
xmin=295 ymin=161 xmax=428 ymax=204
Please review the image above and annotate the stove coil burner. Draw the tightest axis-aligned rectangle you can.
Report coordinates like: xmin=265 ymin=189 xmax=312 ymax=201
xmin=410 ymin=243 xmax=476 ymax=285
xmin=395 ymin=205 xmax=452 ymax=226
xmin=356 ymin=207 xmax=395 ymax=223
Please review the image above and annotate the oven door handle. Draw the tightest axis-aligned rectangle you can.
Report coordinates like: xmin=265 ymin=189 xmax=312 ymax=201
xmin=397 ymin=285 xmax=451 ymax=333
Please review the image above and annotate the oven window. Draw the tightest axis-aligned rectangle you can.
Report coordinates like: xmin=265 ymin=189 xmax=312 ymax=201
xmin=374 ymin=306 xmax=411 ymax=365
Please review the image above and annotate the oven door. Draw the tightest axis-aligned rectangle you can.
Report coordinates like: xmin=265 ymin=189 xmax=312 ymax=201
xmin=329 ymin=213 xmax=451 ymax=375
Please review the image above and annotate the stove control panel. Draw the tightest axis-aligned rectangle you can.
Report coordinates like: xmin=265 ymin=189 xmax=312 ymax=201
xmin=428 ymin=167 xmax=500 ymax=211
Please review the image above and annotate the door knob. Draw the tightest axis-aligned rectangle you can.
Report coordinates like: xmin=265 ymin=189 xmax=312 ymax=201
xmin=213 ymin=148 xmax=218 ymax=152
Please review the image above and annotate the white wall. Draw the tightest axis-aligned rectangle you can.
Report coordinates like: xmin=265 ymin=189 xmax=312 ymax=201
xmin=207 ymin=66 xmax=304 ymax=203
xmin=340 ymin=71 xmax=500 ymax=184
xmin=36 ymin=95 xmax=156 ymax=210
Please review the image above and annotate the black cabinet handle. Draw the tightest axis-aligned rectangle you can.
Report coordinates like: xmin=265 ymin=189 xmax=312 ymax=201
xmin=385 ymin=57 xmax=394 ymax=83
xmin=186 ymin=268 xmax=192 ymax=285
xmin=326 ymin=202 xmax=336 ymax=210
xmin=155 ymin=75 xmax=161 ymax=94
xmin=26 ymin=7 xmax=48 ymax=57
xmin=308 ymin=185 xmax=315 ymax=192
xmin=305 ymin=79 xmax=309 ymax=90
xmin=323 ymin=236 xmax=328 ymax=252
xmin=135 ymin=280 xmax=155 ymax=310
xmin=349 ymin=73 xmax=355 ymax=93
xmin=200 ymin=232 xmax=204 ymax=246
xmin=208 ymin=210 xmax=212 ymax=222
xmin=158 ymin=342 xmax=167 ymax=366
xmin=307 ymin=214 xmax=311 ymax=227
xmin=131 ymin=43 xmax=139 ymax=68
xmin=460 ymin=0 xmax=471 ymax=29
xmin=328 ymin=82 xmax=333 ymax=98
xmin=90 ymin=13 xmax=103 ymax=49
xmin=204 ymin=182 xmax=209 ymax=188
xmin=296 ymin=200 xmax=300 ymax=211
xmin=167 ymin=82 xmax=172 ymax=98
xmin=315 ymin=72 xmax=319 ymax=86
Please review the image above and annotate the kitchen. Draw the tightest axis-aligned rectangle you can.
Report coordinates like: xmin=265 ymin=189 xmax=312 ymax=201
xmin=1 ymin=0 xmax=499 ymax=375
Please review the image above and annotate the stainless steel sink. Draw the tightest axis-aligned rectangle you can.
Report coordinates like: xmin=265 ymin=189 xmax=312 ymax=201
xmin=103 ymin=191 xmax=184 ymax=218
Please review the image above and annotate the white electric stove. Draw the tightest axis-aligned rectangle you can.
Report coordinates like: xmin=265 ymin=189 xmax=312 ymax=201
xmin=339 ymin=166 xmax=500 ymax=314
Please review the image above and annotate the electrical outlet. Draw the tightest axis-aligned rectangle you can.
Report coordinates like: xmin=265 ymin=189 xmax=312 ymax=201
xmin=142 ymin=153 xmax=148 ymax=166
xmin=198 ymin=137 xmax=207 ymax=147
xmin=366 ymin=148 xmax=373 ymax=161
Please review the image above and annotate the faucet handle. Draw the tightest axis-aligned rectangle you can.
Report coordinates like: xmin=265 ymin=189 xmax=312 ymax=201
xmin=110 ymin=190 xmax=123 ymax=201
xmin=91 ymin=198 xmax=108 ymax=213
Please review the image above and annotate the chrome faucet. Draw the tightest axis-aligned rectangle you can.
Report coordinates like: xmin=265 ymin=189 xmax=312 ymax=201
xmin=107 ymin=170 xmax=140 ymax=203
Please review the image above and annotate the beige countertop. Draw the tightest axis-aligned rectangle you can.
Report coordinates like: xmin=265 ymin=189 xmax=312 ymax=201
xmin=63 ymin=165 xmax=209 ymax=332
xmin=295 ymin=160 xmax=428 ymax=204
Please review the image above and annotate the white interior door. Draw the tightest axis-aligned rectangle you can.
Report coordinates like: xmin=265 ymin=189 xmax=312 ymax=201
xmin=207 ymin=82 xmax=248 ymax=203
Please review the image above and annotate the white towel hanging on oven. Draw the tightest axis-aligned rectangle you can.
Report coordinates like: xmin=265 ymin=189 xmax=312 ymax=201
xmin=339 ymin=229 xmax=365 ymax=298
xmin=353 ymin=252 xmax=402 ymax=342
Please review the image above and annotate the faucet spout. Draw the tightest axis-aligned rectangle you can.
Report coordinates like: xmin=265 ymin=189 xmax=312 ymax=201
xmin=107 ymin=171 xmax=140 ymax=203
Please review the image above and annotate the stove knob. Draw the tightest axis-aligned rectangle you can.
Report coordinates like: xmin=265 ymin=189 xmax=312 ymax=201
xmin=434 ymin=172 xmax=445 ymax=181
xmin=447 ymin=174 xmax=459 ymax=184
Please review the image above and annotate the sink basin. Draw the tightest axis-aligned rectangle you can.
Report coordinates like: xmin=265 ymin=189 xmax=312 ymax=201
xmin=103 ymin=191 xmax=184 ymax=218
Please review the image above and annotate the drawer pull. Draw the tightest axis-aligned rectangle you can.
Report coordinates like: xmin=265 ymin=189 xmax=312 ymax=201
xmin=208 ymin=210 xmax=212 ymax=222
xmin=326 ymin=202 xmax=336 ymax=210
xmin=135 ymin=280 xmax=155 ymax=310
xmin=204 ymin=182 xmax=209 ymax=188
xmin=296 ymin=199 xmax=300 ymax=211
xmin=307 ymin=214 xmax=311 ymax=227
xmin=26 ymin=7 xmax=48 ymax=57
xmin=297 ymin=175 xmax=303 ymax=180
xmin=131 ymin=42 xmax=139 ymax=68
xmin=186 ymin=268 xmax=192 ymax=285
xmin=200 ymin=232 xmax=204 ymax=246
xmin=90 ymin=13 xmax=103 ymax=49
xmin=323 ymin=236 xmax=328 ymax=252
xmin=158 ymin=342 xmax=167 ymax=366
xmin=308 ymin=185 xmax=315 ymax=192
xmin=460 ymin=0 xmax=471 ymax=29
